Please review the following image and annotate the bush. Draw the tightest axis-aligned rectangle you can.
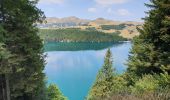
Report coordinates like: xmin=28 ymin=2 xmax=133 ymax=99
xmin=131 ymin=74 xmax=159 ymax=94
xmin=157 ymin=72 xmax=170 ymax=88
xmin=111 ymin=75 xmax=130 ymax=94
xmin=87 ymin=80 xmax=112 ymax=100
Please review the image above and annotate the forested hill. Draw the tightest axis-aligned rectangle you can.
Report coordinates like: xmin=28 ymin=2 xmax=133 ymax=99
xmin=39 ymin=28 xmax=127 ymax=42
xmin=38 ymin=17 xmax=143 ymax=39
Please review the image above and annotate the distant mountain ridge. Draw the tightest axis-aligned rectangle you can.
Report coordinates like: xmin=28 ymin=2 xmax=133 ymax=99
xmin=45 ymin=16 xmax=90 ymax=25
xmin=38 ymin=16 xmax=143 ymax=39
xmin=39 ymin=16 xmax=142 ymax=27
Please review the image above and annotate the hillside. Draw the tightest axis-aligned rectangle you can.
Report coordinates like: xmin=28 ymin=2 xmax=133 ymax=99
xmin=38 ymin=17 xmax=143 ymax=39
xmin=38 ymin=28 xmax=127 ymax=42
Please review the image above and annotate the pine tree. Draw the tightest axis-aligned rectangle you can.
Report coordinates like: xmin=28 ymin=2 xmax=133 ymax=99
xmin=0 ymin=0 xmax=46 ymax=99
xmin=87 ymin=49 xmax=114 ymax=100
xmin=0 ymin=43 xmax=11 ymax=100
xmin=47 ymin=84 xmax=67 ymax=100
xmin=96 ymin=49 xmax=114 ymax=82
xmin=0 ymin=25 xmax=17 ymax=100
xmin=127 ymin=0 xmax=170 ymax=77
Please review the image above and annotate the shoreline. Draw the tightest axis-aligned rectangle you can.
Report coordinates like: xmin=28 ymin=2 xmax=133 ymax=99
xmin=43 ymin=40 xmax=131 ymax=44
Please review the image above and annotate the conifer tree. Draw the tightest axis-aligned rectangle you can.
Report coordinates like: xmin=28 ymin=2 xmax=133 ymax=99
xmin=87 ymin=49 xmax=114 ymax=100
xmin=0 ymin=43 xmax=13 ymax=100
xmin=0 ymin=0 xmax=46 ymax=99
xmin=96 ymin=49 xmax=114 ymax=82
xmin=47 ymin=84 xmax=67 ymax=100
xmin=0 ymin=25 xmax=17 ymax=100
xmin=127 ymin=0 xmax=170 ymax=77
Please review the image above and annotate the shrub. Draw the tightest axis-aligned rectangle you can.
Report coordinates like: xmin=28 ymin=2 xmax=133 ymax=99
xmin=111 ymin=75 xmax=130 ymax=94
xmin=131 ymin=74 xmax=159 ymax=94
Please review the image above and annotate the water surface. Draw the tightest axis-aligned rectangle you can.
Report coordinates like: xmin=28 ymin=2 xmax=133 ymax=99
xmin=44 ymin=42 xmax=131 ymax=100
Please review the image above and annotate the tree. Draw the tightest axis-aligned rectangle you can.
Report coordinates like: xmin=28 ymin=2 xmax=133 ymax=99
xmin=0 ymin=0 xmax=46 ymax=99
xmin=96 ymin=49 xmax=114 ymax=82
xmin=87 ymin=49 xmax=114 ymax=100
xmin=47 ymin=84 xmax=67 ymax=100
xmin=0 ymin=43 xmax=13 ymax=100
xmin=0 ymin=25 xmax=18 ymax=100
xmin=127 ymin=0 xmax=170 ymax=77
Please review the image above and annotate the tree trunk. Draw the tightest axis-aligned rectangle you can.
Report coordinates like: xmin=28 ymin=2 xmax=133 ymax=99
xmin=5 ymin=74 xmax=10 ymax=100
xmin=0 ymin=74 xmax=7 ymax=100
xmin=0 ymin=75 xmax=3 ymax=100
xmin=1 ymin=0 xmax=10 ymax=99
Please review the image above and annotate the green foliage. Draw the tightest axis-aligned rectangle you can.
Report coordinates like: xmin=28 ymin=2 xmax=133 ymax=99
xmin=101 ymin=24 xmax=126 ymax=30
xmin=126 ymin=0 xmax=170 ymax=97
xmin=39 ymin=28 xmax=126 ymax=42
xmin=127 ymin=0 xmax=170 ymax=76
xmin=87 ymin=80 xmax=112 ymax=100
xmin=0 ymin=27 xmax=14 ymax=74
xmin=157 ymin=72 xmax=170 ymax=88
xmin=0 ymin=0 xmax=46 ymax=99
xmin=108 ymin=90 xmax=170 ymax=100
xmin=131 ymin=75 xmax=159 ymax=94
xmin=111 ymin=75 xmax=130 ymax=94
xmin=0 ymin=43 xmax=17 ymax=74
xmin=85 ymin=27 xmax=96 ymax=31
xmin=88 ymin=1 xmax=170 ymax=100
xmin=98 ymin=49 xmax=114 ymax=81
xmin=87 ymin=49 xmax=114 ymax=100
xmin=106 ymin=73 xmax=170 ymax=100
xmin=32 ymin=79 xmax=49 ymax=100
xmin=47 ymin=84 xmax=67 ymax=100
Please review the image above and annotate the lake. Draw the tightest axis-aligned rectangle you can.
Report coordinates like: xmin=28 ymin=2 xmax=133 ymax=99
xmin=44 ymin=42 xmax=132 ymax=100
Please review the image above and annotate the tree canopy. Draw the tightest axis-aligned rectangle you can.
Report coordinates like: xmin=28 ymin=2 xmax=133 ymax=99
xmin=87 ymin=0 xmax=170 ymax=99
xmin=127 ymin=0 xmax=170 ymax=76
xmin=0 ymin=0 xmax=46 ymax=99
xmin=47 ymin=84 xmax=67 ymax=100
xmin=87 ymin=49 xmax=115 ymax=100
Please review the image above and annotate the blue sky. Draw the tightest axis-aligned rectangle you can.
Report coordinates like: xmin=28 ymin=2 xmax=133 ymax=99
xmin=37 ymin=0 xmax=149 ymax=22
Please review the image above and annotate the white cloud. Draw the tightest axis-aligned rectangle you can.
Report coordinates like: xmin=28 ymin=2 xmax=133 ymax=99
xmin=39 ymin=0 xmax=64 ymax=4
xmin=95 ymin=0 xmax=129 ymax=6
xmin=88 ymin=7 xmax=97 ymax=13
xmin=107 ymin=8 xmax=131 ymax=16
xmin=117 ymin=9 xmax=131 ymax=16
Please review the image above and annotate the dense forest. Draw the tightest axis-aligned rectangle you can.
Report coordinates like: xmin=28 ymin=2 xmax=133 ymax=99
xmin=87 ymin=0 xmax=170 ymax=99
xmin=38 ymin=28 xmax=127 ymax=42
xmin=101 ymin=24 xmax=126 ymax=30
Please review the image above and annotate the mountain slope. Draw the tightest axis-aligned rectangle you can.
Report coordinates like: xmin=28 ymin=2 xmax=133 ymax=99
xmin=38 ymin=17 xmax=143 ymax=39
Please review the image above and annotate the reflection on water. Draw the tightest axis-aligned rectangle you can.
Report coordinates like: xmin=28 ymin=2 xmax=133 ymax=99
xmin=44 ymin=42 xmax=131 ymax=100
xmin=44 ymin=42 xmax=125 ymax=52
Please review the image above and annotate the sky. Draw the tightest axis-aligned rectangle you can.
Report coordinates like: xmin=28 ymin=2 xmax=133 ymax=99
xmin=37 ymin=0 xmax=150 ymax=22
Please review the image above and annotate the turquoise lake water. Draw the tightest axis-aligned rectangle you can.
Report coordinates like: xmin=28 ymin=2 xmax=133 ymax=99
xmin=44 ymin=42 xmax=131 ymax=100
